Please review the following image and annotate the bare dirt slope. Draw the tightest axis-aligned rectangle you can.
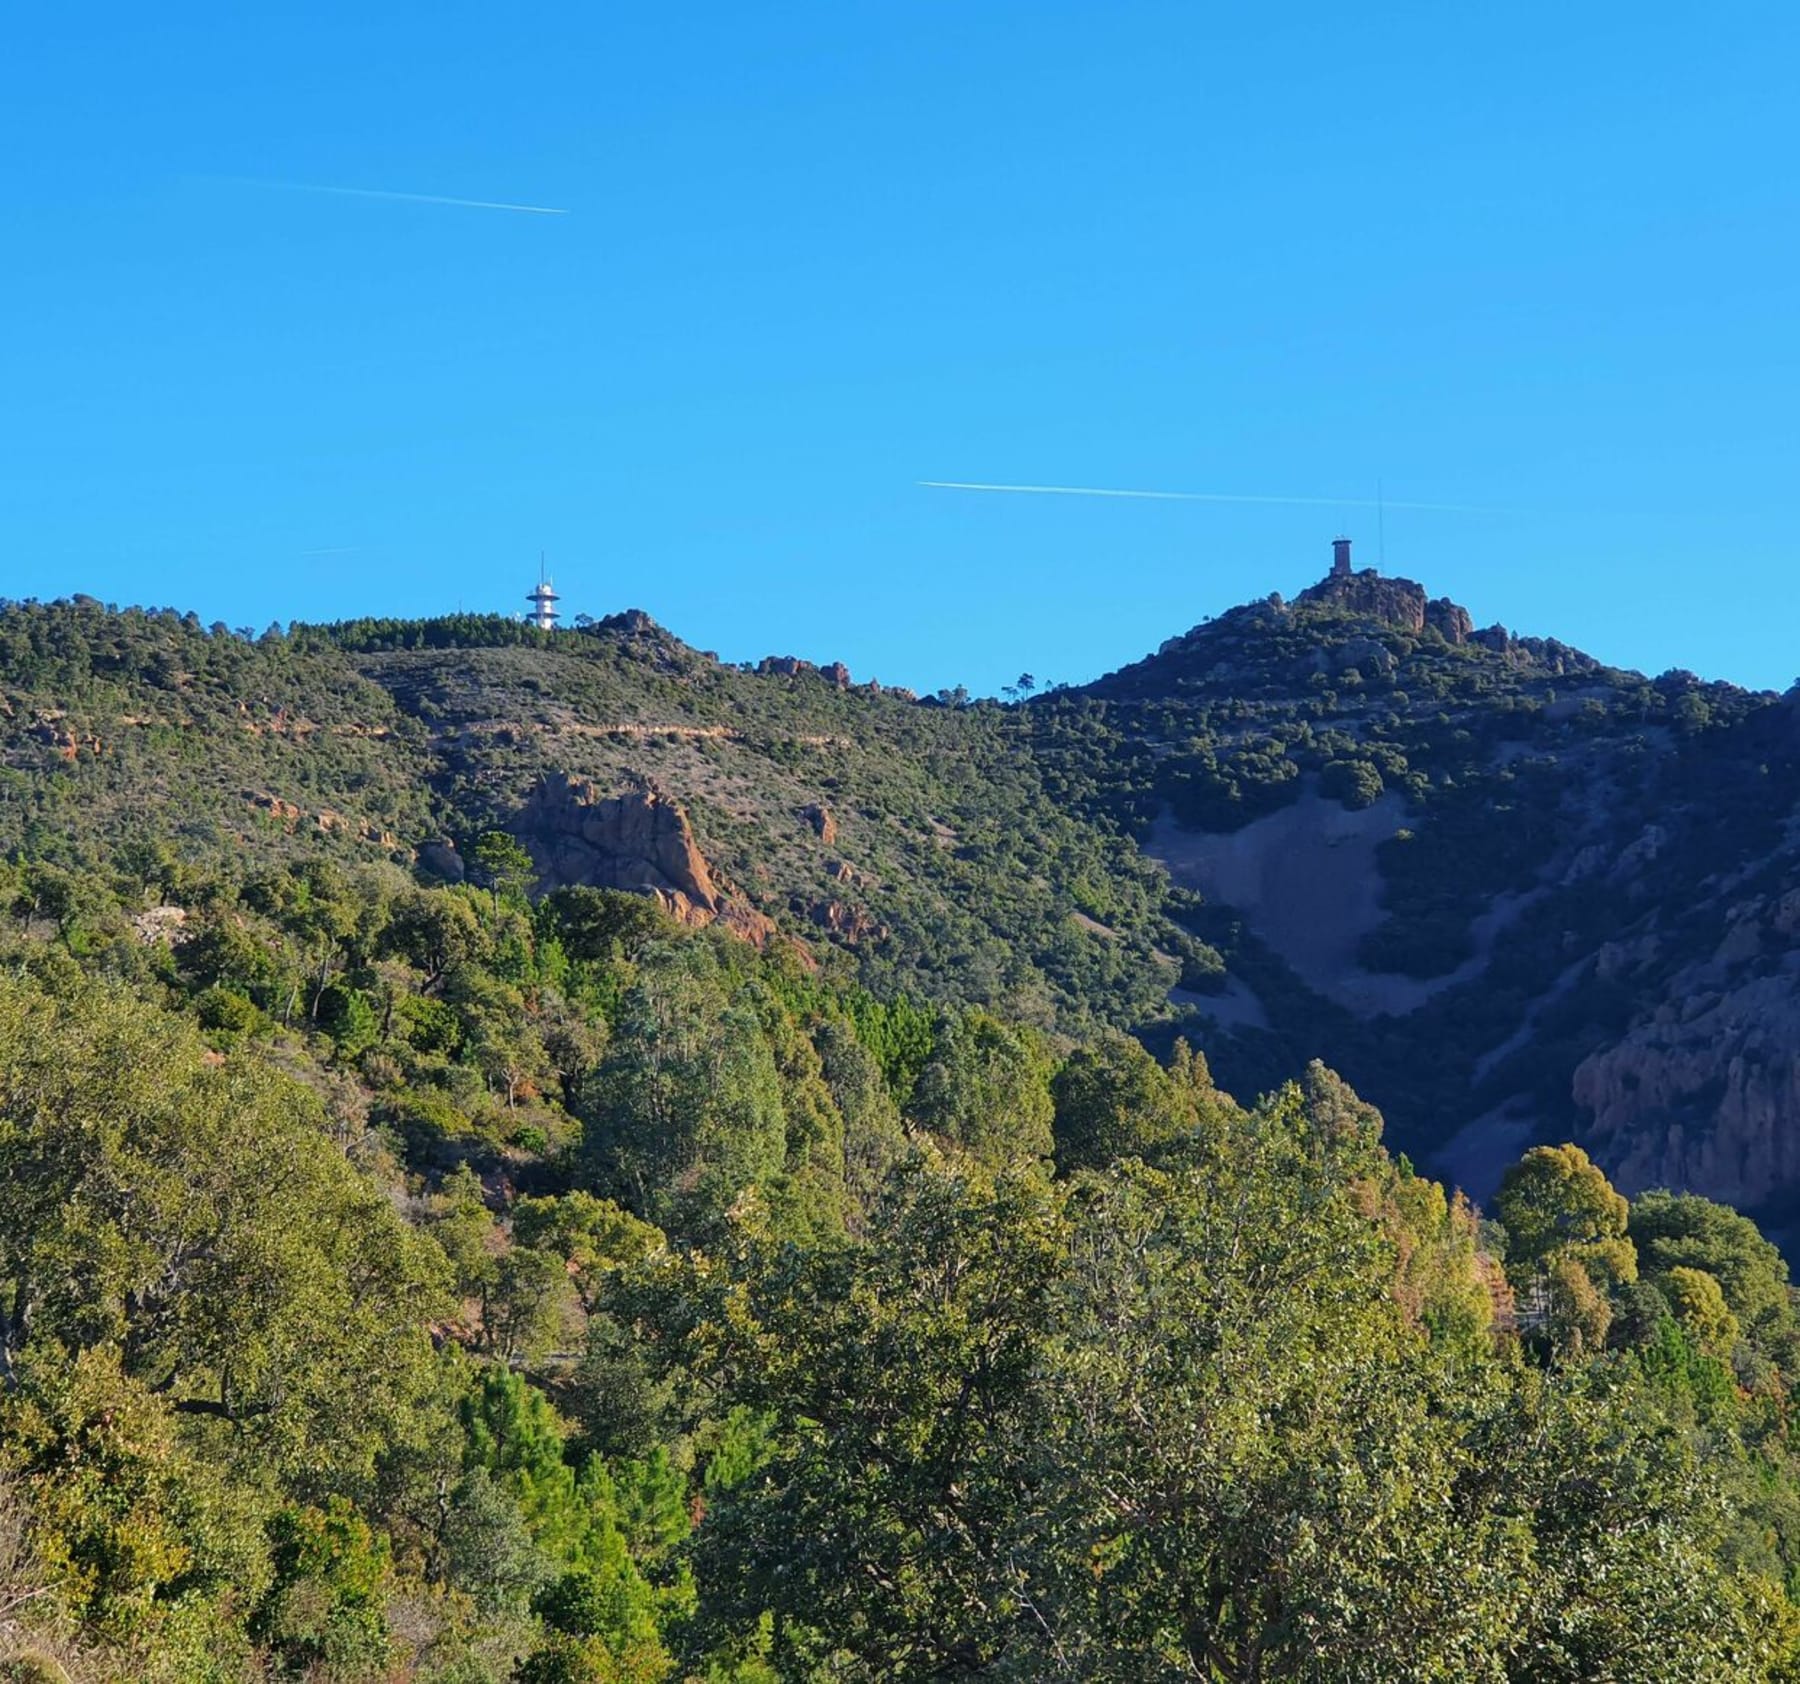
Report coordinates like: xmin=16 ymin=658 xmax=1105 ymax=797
xmin=1145 ymin=791 xmax=1431 ymax=1016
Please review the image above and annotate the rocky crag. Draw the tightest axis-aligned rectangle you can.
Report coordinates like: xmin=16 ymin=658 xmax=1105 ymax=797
xmin=1293 ymin=567 xmax=1475 ymax=643
xmin=513 ymin=772 xmax=776 ymax=945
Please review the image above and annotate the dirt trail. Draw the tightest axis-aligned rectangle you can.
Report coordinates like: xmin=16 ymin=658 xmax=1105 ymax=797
xmin=448 ymin=717 xmax=849 ymax=749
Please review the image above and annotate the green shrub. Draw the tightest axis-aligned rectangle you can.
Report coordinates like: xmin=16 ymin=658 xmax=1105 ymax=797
xmin=1320 ymin=757 xmax=1384 ymax=809
xmin=194 ymin=984 xmax=262 ymax=1038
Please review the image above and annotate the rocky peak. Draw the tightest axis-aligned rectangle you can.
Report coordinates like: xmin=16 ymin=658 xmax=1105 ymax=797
xmin=595 ymin=608 xmax=660 ymax=637
xmin=1294 ymin=567 xmax=1471 ymax=644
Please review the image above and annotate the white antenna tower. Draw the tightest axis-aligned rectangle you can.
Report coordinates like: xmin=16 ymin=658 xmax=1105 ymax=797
xmin=526 ymin=553 xmax=561 ymax=632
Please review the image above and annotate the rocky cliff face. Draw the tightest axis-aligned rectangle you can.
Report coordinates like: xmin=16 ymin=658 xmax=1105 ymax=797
xmin=1575 ymin=888 xmax=1800 ymax=1211
xmin=513 ymin=773 xmax=775 ymax=944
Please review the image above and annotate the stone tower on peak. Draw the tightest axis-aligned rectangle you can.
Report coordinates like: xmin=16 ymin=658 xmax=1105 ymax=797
xmin=1296 ymin=536 xmax=1472 ymax=643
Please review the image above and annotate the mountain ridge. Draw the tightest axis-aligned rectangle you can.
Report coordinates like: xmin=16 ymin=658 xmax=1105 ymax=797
xmin=3 ymin=562 xmax=1798 ymax=1225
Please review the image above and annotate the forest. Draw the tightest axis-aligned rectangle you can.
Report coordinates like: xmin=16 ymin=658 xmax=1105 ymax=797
xmin=3 ymin=831 xmax=1800 ymax=1682
xmin=2 ymin=595 xmax=1800 ymax=1680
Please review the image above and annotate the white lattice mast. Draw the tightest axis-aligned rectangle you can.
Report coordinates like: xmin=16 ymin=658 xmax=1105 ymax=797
xmin=527 ymin=553 xmax=561 ymax=631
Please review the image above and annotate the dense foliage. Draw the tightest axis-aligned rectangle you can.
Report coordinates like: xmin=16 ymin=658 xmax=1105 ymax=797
xmin=1 ymin=837 xmax=1800 ymax=1680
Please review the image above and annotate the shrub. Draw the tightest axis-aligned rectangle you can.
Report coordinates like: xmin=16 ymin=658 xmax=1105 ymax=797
xmin=1320 ymin=758 xmax=1384 ymax=809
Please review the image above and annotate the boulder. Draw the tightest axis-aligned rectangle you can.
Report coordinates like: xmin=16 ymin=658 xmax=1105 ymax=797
xmin=1426 ymin=598 xmax=1473 ymax=644
xmin=247 ymin=790 xmax=304 ymax=825
xmin=598 ymin=608 xmax=658 ymax=635
xmin=807 ymin=898 xmax=887 ymax=944
xmin=131 ymin=904 xmax=188 ymax=946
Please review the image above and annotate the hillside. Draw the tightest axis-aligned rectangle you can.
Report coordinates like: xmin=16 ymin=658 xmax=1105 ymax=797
xmin=1022 ymin=554 xmax=1800 ymax=1226
xmin=6 ymin=576 xmax=1800 ymax=1679
xmin=3 ymin=570 xmax=1799 ymax=1230
xmin=0 ymin=599 xmax=1200 ymax=1035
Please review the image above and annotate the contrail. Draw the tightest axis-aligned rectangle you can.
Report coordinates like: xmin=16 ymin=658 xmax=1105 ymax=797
xmin=918 ymin=481 xmax=1502 ymax=514
xmin=219 ymin=177 xmax=568 ymax=215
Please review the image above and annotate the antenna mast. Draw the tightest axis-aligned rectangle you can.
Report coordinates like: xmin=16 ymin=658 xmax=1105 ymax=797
xmin=526 ymin=556 xmax=561 ymax=632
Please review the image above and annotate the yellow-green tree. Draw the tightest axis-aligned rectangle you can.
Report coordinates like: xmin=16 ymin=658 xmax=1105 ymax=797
xmin=910 ymin=1008 xmax=1055 ymax=1167
xmin=0 ymin=975 xmax=449 ymax=1491
xmin=1496 ymin=1143 xmax=1637 ymax=1352
xmin=1665 ymin=1266 xmax=1742 ymax=1359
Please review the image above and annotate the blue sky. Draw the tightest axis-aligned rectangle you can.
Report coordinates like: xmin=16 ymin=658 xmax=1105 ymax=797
xmin=4 ymin=2 xmax=1797 ymax=695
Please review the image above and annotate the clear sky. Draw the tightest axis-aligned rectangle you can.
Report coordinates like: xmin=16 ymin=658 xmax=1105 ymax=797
xmin=5 ymin=3 xmax=1797 ymax=696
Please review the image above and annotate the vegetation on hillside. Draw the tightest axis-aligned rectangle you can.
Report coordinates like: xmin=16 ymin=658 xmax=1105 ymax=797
xmin=2 ymin=839 xmax=1800 ymax=1679
xmin=1026 ymin=592 xmax=1800 ymax=1175
xmin=0 ymin=599 xmax=1207 ymax=1038
xmin=9 ymin=586 xmax=1797 ymax=1209
xmin=5 ymin=589 xmax=1800 ymax=1675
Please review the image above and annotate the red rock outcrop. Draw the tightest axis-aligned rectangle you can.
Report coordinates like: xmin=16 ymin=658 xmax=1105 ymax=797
xmin=799 ymin=803 xmax=837 ymax=844
xmin=1293 ymin=569 xmax=1471 ymax=645
xmin=245 ymin=791 xmax=392 ymax=846
xmin=248 ymin=791 xmax=305 ymax=824
xmin=808 ymin=898 xmax=886 ymax=945
xmin=514 ymin=773 xmax=774 ymax=945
